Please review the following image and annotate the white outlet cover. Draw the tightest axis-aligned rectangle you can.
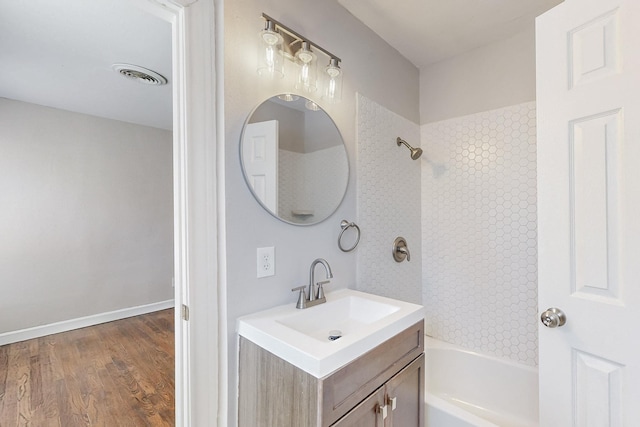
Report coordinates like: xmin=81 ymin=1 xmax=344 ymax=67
xmin=256 ymin=247 xmax=275 ymax=278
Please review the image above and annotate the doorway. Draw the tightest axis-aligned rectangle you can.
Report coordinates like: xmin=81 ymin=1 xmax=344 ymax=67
xmin=0 ymin=0 xmax=178 ymax=423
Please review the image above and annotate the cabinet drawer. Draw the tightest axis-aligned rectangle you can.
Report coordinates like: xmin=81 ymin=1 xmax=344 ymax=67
xmin=322 ymin=320 xmax=424 ymax=426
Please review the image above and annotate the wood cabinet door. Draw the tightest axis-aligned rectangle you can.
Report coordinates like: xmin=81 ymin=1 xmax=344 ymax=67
xmin=333 ymin=387 xmax=385 ymax=427
xmin=385 ymin=354 xmax=425 ymax=427
xmin=322 ymin=321 xmax=424 ymax=426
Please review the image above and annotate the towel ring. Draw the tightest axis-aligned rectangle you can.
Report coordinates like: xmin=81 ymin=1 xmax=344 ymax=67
xmin=338 ymin=220 xmax=360 ymax=252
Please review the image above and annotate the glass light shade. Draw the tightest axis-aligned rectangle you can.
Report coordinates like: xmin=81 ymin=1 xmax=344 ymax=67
xmin=323 ymin=58 xmax=343 ymax=103
xmin=278 ymin=93 xmax=300 ymax=102
xmin=294 ymin=42 xmax=317 ymax=92
xmin=257 ymin=22 xmax=284 ymax=79
xmin=305 ymin=99 xmax=320 ymax=111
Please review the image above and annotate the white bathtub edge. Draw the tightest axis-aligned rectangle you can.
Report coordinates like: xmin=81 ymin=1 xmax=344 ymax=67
xmin=426 ymin=393 xmax=499 ymax=427
xmin=424 ymin=335 xmax=539 ymax=427
xmin=424 ymin=336 xmax=538 ymax=374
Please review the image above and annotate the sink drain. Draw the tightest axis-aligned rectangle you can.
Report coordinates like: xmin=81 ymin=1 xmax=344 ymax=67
xmin=328 ymin=330 xmax=342 ymax=341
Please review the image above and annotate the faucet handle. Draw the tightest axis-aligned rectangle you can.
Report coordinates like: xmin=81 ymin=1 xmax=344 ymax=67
xmin=291 ymin=286 xmax=307 ymax=309
xmin=316 ymin=280 xmax=330 ymax=300
xmin=393 ymin=237 xmax=411 ymax=262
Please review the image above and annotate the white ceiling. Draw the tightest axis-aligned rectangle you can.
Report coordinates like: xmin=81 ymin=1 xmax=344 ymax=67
xmin=0 ymin=0 xmax=172 ymax=130
xmin=1 ymin=0 xmax=563 ymax=129
xmin=338 ymin=0 xmax=563 ymax=69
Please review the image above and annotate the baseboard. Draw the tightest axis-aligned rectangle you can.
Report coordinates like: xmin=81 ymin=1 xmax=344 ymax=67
xmin=0 ymin=300 xmax=175 ymax=346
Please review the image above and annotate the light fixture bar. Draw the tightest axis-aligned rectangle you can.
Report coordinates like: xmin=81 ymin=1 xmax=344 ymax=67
xmin=262 ymin=13 xmax=341 ymax=64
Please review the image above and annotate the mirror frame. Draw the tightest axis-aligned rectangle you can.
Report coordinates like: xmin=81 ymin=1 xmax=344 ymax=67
xmin=239 ymin=94 xmax=350 ymax=226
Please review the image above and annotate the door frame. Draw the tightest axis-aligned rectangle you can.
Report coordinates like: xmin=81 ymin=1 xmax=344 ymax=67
xmin=144 ymin=0 xmax=224 ymax=425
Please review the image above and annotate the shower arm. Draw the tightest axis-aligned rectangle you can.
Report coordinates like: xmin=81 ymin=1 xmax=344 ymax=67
xmin=397 ymin=137 xmax=411 ymax=150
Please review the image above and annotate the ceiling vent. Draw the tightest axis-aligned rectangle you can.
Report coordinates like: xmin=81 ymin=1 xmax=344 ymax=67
xmin=111 ymin=63 xmax=168 ymax=85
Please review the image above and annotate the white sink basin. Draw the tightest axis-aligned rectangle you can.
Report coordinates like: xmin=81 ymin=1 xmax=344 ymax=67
xmin=237 ymin=289 xmax=425 ymax=378
xmin=276 ymin=295 xmax=400 ymax=340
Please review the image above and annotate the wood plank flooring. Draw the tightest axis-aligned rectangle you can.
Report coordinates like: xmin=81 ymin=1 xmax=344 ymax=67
xmin=0 ymin=309 xmax=174 ymax=427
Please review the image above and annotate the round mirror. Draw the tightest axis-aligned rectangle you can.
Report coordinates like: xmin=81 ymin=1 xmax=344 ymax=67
xmin=240 ymin=95 xmax=349 ymax=225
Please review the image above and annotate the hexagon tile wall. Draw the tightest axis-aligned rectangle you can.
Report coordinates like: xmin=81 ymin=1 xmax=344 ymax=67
xmin=421 ymin=102 xmax=538 ymax=366
xmin=356 ymin=94 xmax=422 ymax=304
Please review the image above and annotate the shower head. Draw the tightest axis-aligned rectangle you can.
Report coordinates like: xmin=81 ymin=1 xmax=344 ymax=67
xmin=396 ymin=137 xmax=423 ymax=160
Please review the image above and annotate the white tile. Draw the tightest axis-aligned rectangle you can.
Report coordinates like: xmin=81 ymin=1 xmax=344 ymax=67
xmin=421 ymin=102 xmax=538 ymax=366
xmin=355 ymin=94 xmax=422 ymax=304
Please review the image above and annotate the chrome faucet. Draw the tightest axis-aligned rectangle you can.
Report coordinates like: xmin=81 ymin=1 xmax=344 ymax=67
xmin=309 ymin=258 xmax=333 ymax=301
xmin=291 ymin=258 xmax=333 ymax=309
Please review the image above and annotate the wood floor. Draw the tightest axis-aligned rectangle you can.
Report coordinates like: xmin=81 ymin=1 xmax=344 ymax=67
xmin=0 ymin=309 xmax=174 ymax=427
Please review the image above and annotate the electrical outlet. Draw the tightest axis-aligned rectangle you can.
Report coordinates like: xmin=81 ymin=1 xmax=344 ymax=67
xmin=256 ymin=246 xmax=275 ymax=278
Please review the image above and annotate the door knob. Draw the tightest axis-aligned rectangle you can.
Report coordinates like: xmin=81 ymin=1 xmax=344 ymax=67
xmin=540 ymin=307 xmax=566 ymax=328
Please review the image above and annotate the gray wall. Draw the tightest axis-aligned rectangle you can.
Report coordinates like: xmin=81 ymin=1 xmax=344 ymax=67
xmin=249 ymin=101 xmax=305 ymax=152
xmin=224 ymin=0 xmax=419 ymax=424
xmin=0 ymin=98 xmax=174 ymax=333
xmin=420 ymin=26 xmax=536 ymax=124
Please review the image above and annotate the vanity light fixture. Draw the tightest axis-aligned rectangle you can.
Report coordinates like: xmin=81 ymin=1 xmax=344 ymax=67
xmin=258 ymin=14 xmax=343 ymax=103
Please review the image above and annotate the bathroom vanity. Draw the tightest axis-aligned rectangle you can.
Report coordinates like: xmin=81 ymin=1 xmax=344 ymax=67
xmin=237 ymin=290 xmax=424 ymax=427
xmin=239 ymin=322 xmax=423 ymax=426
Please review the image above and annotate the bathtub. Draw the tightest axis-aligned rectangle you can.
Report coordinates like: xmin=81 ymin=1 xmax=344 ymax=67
xmin=424 ymin=337 xmax=539 ymax=427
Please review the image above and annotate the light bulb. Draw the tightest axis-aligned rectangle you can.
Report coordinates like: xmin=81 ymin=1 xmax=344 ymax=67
xmin=265 ymin=46 xmax=275 ymax=70
xmin=327 ymin=78 xmax=336 ymax=99
xmin=301 ymin=64 xmax=310 ymax=84
xmin=294 ymin=42 xmax=317 ymax=93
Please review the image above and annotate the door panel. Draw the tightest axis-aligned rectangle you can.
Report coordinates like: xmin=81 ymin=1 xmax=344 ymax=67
xmin=385 ymin=354 xmax=424 ymax=427
xmin=242 ymin=120 xmax=278 ymax=212
xmin=537 ymin=0 xmax=640 ymax=425
xmin=333 ymin=388 xmax=385 ymax=427
xmin=569 ymin=111 xmax=622 ymax=302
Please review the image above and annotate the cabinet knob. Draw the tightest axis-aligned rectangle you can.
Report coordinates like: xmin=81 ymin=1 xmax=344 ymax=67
xmin=387 ymin=396 xmax=397 ymax=411
xmin=377 ymin=404 xmax=388 ymax=420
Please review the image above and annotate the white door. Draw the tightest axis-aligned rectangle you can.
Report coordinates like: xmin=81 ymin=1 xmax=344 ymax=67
xmin=242 ymin=120 xmax=279 ymax=213
xmin=537 ymin=0 xmax=640 ymax=425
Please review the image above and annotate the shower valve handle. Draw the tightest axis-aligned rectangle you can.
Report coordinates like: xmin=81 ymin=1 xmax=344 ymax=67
xmin=393 ymin=237 xmax=411 ymax=262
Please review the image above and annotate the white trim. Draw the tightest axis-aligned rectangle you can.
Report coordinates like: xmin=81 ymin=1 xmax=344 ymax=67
xmin=179 ymin=2 xmax=223 ymax=425
xmin=167 ymin=2 xmax=191 ymax=426
xmin=120 ymin=1 xmax=223 ymax=425
xmin=0 ymin=300 xmax=174 ymax=346
xmin=214 ymin=0 xmax=228 ymax=425
xmin=134 ymin=2 xmax=194 ymax=424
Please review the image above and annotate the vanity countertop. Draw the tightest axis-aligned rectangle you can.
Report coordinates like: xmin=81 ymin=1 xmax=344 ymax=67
xmin=237 ymin=288 xmax=425 ymax=377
